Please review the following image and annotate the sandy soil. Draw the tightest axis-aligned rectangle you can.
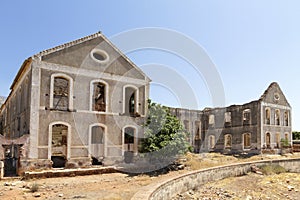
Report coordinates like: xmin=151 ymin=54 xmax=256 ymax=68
xmin=174 ymin=173 xmax=300 ymax=200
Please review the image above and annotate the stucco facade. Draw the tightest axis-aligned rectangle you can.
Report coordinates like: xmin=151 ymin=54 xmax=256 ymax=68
xmin=0 ymin=32 xmax=150 ymax=175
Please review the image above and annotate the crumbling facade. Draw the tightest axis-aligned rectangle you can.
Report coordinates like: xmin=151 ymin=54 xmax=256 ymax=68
xmin=0 ymin=32 xmax=292 ymax=176
xmin=0 ymin=32 xmax=150 ymax=175
xmin=170 ymin=82 xmax=292 ymax=155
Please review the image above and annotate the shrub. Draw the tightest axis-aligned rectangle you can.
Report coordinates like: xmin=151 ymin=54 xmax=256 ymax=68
xmin=259 ymin=164 xmax=286 ymax=175
xmin=30 ymin=182 xmax=39 ymax=193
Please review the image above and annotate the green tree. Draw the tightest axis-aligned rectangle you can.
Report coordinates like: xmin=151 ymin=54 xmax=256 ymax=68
xmin=292 ymin=131 xmax=300 ymax=140
xmin=140 ymin=100 xmax=191 ymax=164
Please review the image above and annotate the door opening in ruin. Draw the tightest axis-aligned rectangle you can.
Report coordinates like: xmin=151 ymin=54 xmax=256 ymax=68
xmin=3 ymin=144 xmax=21 ymax=177
xmin=51 ymin=124 xmax=68 ymax=168
xmin=243 ymin=133 xmax=251 ymax=149
xmin=194 ymin=121 xmax=201 ymax=153
xmin=224 ymin=134 xmax=232 ymax=149
xmin=124 ymin=127 xmax=135 ymax=163
xmin=266 ymin=132 xmax=271 ymax=148
xmin=90 ymin=125 xmax=105 ymax=165
xmin=275 ymin=133 xmax=280 ymax=148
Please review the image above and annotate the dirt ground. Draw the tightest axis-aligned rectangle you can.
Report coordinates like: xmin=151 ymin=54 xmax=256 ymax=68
xmin=174 ymin=173 xmax=300 ymax=200
xmin=1 ymin=153 xmax=300 ymax=200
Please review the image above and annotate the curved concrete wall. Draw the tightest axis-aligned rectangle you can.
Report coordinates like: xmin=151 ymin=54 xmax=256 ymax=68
xmin=131 ymin=158 xmax=300 ymax=200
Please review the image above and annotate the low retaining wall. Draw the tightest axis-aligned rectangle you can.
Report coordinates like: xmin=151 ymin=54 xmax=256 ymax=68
xmin=23 ymin=166 xmax=117 ymax=180
xmin=132 ymin=158 xmax=300 ymax=200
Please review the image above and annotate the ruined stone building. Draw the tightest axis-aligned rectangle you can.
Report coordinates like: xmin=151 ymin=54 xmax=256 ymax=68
xmin=0 ymin=32 xmax=292 ymax=176
xmin=0 ymin=32 xmax=150 ymax=175
xmin=170 ymin=82 xmax=292 ymax=155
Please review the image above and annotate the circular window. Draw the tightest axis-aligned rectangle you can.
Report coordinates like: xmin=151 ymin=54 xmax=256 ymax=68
xmin=274 ymin=93 xmax=280 ymax=101
xmin=90 ymin=49 xmax=109 ymax=64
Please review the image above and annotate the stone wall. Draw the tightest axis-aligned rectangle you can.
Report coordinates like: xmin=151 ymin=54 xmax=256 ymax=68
xmin=131 ymin=158 xmax=300 ymax=200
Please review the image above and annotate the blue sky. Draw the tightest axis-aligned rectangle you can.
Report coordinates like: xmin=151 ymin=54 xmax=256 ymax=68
xmin=0 ymin=1 xmax=300 ymax=130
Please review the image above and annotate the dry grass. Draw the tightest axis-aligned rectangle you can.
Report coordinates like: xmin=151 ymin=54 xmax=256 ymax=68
xmin=182 ymin=152 xmax=300 ymax=171
xmin=259 ymin=164 xmax=286 ymax=175
xmin=184 ymin=152 xmax=239 ymax=170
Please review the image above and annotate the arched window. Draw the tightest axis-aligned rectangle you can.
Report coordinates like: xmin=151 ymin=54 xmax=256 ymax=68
xmin=50 ymin=74 xmax=73 ymax=111
xmin=275 ymin=110 xmax=280 ymax=126
xmin=123 ymin=86 xmax=139 ymax=116
xmin=243 ymin=133 xmax=251 ymax=149
xmin=91 ymin=81 xmax=108 ymax=112
xmin=224 ymin=134 xmax=232 ymax=149
xmin=209 ymin=135 xmax=215 ymax=149
xmin=284 ymin=111 xmax=289 ymax=126
xmin=265 ymin=108 xmax=271 ymax=125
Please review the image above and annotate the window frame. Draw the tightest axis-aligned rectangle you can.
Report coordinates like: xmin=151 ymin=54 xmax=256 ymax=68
xmin=90 ymin=80 xmax=109 ymax=112
xmin=50 ymin=73 xmax=73 ymax=111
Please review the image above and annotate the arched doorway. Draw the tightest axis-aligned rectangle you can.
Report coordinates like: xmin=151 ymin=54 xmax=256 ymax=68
xmin=51 ymin=124 xmax=68 ymax=168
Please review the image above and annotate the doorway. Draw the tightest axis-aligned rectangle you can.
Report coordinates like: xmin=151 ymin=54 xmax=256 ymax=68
xmin=51 ymin=124 xmax=68 ymax=168
xmin=3 ymin=144 xmax=20 ymax=177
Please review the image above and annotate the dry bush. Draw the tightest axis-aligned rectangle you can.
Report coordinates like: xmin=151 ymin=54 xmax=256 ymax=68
xmin=259 ymin=164 xmax=286 ymax=175
xmin=30 ymin=182 xmax=39 ymax=193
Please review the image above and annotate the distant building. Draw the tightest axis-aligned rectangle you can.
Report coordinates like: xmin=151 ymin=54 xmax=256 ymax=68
xmin=170 ymin=82 xmax=292 ymax=155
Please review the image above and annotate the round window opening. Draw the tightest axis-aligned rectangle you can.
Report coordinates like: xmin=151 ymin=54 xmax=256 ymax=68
xmin=91 ymin=49 xmax=109 ymax=63
xmin=274 ymin=93 xmax=280 ymax=101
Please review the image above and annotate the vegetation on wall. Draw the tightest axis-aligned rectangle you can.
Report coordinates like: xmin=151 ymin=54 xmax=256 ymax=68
xmin=140 ymin=100 xmax=192 ymax=164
